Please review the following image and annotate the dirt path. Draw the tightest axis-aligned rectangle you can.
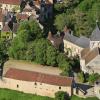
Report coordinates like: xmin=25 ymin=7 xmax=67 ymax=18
xmin=3 ymin=60 xmax=61 ymax=75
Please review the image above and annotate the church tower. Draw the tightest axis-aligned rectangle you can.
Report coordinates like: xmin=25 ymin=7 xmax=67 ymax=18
xmin=90 ymin=21 xmax=100 ymax=50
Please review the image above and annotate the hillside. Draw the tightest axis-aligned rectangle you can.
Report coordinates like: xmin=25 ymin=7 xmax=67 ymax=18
xmin=54 ymin=0 xmax=100 ymax=37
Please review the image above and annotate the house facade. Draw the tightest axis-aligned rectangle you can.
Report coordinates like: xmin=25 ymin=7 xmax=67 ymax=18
xmin=63 ymin=27 xmax=90 ymax=56
xmin=0 ymin=68 xmax=73 ymax=97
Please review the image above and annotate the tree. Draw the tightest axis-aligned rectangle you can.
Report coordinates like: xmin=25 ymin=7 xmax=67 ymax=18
xmin=57 ymin=53 xmax=71 ymax=76
xmin=55 ymin=13 xmax=74 ymax=31
xmin=18 ymin=21 xmax=30 ymax=32
xmin=0 ymin=40 xmax=8 ymax=64
xmin=20 ymin=0 xmax=26 ymax=12
xmin=0 ymin=40 xmax=8 ymax=77
xmin=77 ymin=71 xmax=85 ymax=83
xmin=25 ymin=42 xmax=35 ymax=61
xmin=55 ymin=91 xmax=70 ymax=100
xmin=34 ymin=39 xmax=50 ymax=65
xmin=28 ymin=20 xmax=44 ymax=39
xmin=18 ymin=20 xmax=44 ymax=40
xmin=8 ymin=37 xmax=27 ymax=60
xmin=46 ymin=46 xmax=58 ymax=66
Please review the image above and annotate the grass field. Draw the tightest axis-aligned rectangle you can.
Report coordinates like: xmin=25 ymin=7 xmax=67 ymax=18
xmin=0 ymin=89 xmax=99 ymax=100
xmin=0 ymin=88 xmax=53 ymax=100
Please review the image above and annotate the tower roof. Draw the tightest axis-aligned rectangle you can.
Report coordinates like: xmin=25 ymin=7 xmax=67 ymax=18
xmin=90 ymin=24 xmax=100 ymax=41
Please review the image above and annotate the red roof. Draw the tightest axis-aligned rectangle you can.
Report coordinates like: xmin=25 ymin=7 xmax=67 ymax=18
xmin=0 ymin=8 xmax=3 ymax=22
xmin=0 ymin=0 xmax=20 ymax=5
xmin=5 ymin=68 xmax=73 ymax=86
xmin=16 ymin=13 xmax=29 ymax=20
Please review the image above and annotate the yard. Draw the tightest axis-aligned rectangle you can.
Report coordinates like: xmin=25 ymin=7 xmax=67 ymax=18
xmin=0 ymin=89 xmax=99 ymax=100
xmin=0 ymin=88 xmax=53 ymax=100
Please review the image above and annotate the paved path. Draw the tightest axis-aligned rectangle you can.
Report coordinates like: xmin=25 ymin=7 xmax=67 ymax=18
xmin=3 ymin=60 xmax=61 ymax=76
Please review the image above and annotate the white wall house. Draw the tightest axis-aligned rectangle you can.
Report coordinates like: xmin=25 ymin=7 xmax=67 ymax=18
xmin=63 ymin=30 xmax=90 ymax=57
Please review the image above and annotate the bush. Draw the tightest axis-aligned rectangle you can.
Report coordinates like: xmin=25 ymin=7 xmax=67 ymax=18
xmin=77 ymin=72 xmax=85 ymax=83
xmin=88 ymin=73 xmax=100 ymax=85
xmin=55 ymin=91 xmax=70 ymax=100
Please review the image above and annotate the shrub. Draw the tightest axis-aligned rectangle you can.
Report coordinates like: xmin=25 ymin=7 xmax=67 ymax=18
xmin=55 ymin=91 xmax=70 ymax=100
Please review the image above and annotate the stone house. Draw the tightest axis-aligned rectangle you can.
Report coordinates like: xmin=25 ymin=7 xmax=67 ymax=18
xmin=63 ymin=27 xmax=90 ymax=56
xmin=0 ymin=68 xmax=73 ymax=97
xmin=80 ymin=24 xmax=100 ymax=74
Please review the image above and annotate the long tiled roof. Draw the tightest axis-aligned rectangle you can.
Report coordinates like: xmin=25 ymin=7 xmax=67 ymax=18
xmin=64 ymin=33 xmax=90 ymax=48
xmin=0 ymin=0 xmax=20 ymax=5
xmin=64 ymin=32 xmax=78 ymax=43
xmin=5 ymin=68 xmax=73 ymax=86
xmin=81 ymin=47 xmax=100 ymax=65
xmin=2 ymin=24 xmax=11 ymax=32
xmin=75 ymin=36 xmax=90 ymax=48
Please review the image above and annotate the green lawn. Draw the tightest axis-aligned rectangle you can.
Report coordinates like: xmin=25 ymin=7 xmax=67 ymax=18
xmin=0 ymin=89 xmax=99 ymax=100
xmin=0 ymin=88 xmax=53 ymax=100
xmin=71 ymin=95 xmax=99 ymax=100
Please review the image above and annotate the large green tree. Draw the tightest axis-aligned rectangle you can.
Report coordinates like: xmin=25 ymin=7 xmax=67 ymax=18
xmin=0 ymin=40 xmax=8 ymax=64
xmin=34 ymin=39 xmax=50 ymax=65
xmin=46 ymin=45 xmax=58 ymax=66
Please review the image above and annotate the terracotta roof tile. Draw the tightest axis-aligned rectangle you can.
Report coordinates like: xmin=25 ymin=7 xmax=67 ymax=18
xmin=2 ymin=24 xmax=11 ymax=32
xmin=0 ymin=8 xmax=3 ymax=22
xmin=5 ymin=68 xmax=73 ymax=86
xmin=16 ymin=13 xmax=29 ymax=20
xmin=81 ymin=48 xmax=90 ymax=59
xmin=0 ymin=0 xmax=20 ymax=5
xmin=83 ymin=47 xmax=100 ymax=65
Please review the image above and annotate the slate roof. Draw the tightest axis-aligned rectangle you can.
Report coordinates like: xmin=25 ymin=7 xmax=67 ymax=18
xmin=64 ymin=32 xmax=78 ymax=43
xmin=5 ymin=68 xmax=73 ymax=86
xmin=64 ymin=32 xmax=90 ymax=48
xmin=0 ymin=8 xmax=3 ymax=22
xmin=75 ymin=36 xmax=90 ymax=48
xmin=90 ymin=25 xmax=100 ymax=41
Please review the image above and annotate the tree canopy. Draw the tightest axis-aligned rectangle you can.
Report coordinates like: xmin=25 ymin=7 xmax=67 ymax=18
xmin=54 ymin=0 xmax=100 ymax=37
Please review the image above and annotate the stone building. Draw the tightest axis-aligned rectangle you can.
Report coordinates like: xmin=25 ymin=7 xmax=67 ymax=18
xmin=0 ymin=68 xmax=73 ymax=97
xmin=63 ymin=27 xmax=90 ymax=56
xmin=80 ymin=24 xmax=100 ymax=74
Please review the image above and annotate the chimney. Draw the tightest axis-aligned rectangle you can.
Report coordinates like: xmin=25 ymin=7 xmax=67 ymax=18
xmin=47 ymin=31 xmax=52 ymax=40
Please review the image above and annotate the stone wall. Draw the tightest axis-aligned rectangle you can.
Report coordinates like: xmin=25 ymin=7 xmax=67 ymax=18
xmin=0 ymin=77 xmax=72 ymax=97
xmin=64 ymin=40 xmax=83 ymax=56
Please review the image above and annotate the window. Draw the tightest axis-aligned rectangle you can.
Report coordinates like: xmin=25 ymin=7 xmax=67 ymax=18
xmin=17 ymin=84 xmax=19 ymax=88
xmin=34 ymin=82 xmax=37 ymax=85
xmin=59 ymin=87 xmax=61 ymax=90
